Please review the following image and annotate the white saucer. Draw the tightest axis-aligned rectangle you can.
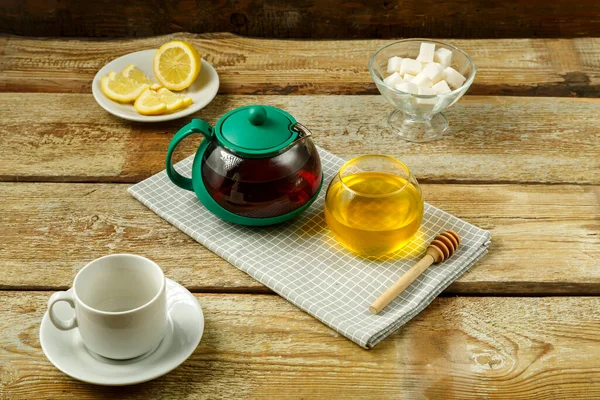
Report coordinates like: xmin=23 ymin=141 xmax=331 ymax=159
xmin=40 ymin=279 xmax=204 ymax=386
xmin=92 ymin=49 xmax=219 ymax=122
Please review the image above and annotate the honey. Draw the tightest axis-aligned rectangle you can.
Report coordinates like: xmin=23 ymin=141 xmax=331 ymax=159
xmin=324 ymin=171 xmax=423 ymax=257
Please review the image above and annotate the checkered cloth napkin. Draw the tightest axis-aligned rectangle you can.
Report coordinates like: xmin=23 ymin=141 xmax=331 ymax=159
xmin=129 ymin=148 xmax=491 ymax=349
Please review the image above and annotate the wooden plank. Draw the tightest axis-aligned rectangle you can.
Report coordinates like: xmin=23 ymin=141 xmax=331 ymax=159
xmin=2 ymin=0 xmax=600 ymax=40
xmin=2 ymin=94 xmax=599 ymax=184
xmin=2 ymin=292 xmax=600 ymax=398
xmin=1 ymin=183 xmax=598 ymax=295
xmin=1 ymin=34 xmax=599 ymax=96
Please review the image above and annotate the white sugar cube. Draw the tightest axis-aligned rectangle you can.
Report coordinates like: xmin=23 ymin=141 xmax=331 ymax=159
xmin=431 ymin=80 xmax=452 ymax=94
xmin=395 ymin=81 xmax=418 ymax=95
xmin=418 ymin=87 xmax=437 ymax=95
xmin=443 ymin=67 xmax=466 ymax=89
xmin=417 ymin=87 xmax=437 ymax=105
xmin=434 ymin=48 xmax=453 ymax=67
xmin=418 ymin=42 xmax=436 ymax=63
xmin=400 ymin=58 xmax=422 ymax=76
xmin=412 ymin=72 xmax=433 ymax=88
xmin=383 ymin=72 xmax=403 ymax=87
xmin=417 ymin=59 xmax=430 ymax=73
xmin=387 ymin=56 xmax=403 ymax=73
xmin=403 ymin=73 xmax=416 ymax=81
xmin=421 ymin=62 xmax=445 ymax=84
xmin=416 ymin=55 xmax=429 ymax=64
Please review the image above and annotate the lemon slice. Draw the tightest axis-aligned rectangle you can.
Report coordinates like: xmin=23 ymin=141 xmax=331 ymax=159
xmin=156 ymin=87 xmax=184 ymax=112
xmin=121 ymin=64 xmax=162 ymax=90
xmin=156 ymin=87 xmax=194 ymax=112
xmin=153 ymin=41 xmax=201 ymax=91
xmin=101 ymin=73 xmax=149 ymax=103
xmin=134 ymin=89 xmax=167 ymax=115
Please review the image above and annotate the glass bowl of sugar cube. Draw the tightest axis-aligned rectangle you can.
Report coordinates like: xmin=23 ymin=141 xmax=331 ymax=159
xmin=369 ymin=39 xmax=476 ymax=142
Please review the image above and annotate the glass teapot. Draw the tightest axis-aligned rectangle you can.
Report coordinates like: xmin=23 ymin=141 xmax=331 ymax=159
xmin=166 ymin=105 xmax=323 ymax=226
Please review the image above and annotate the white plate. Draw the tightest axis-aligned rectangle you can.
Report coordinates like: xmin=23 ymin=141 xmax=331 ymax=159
xmin=40 ymin=279 xmax=204 ymax=386
xmin=92 ymin=49 xmax=219 ymax=122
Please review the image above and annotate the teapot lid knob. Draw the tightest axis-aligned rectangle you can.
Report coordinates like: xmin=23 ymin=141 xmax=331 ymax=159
xmin=247 ymin=106 xmax=267 ymax=126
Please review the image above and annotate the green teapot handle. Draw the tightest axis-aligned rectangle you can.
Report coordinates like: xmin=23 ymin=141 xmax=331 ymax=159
xmin=166 ymin=119 xmax=214 ymax=191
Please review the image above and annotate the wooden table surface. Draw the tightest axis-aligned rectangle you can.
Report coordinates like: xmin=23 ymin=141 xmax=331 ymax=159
xmin=1 ymin=32 xmax=599 ymax=399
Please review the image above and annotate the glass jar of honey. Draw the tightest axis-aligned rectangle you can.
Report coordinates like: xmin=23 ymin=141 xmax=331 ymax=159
xmin=324 ymin=155 xmax=423 ymax=257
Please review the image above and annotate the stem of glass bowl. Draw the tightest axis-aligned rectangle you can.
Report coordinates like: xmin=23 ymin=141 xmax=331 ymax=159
xmin=387 ymin=110 xmax=449 ymax=142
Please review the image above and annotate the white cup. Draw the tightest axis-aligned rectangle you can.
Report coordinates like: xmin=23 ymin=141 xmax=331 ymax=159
xmin=47 ymin=254 xmax=168 ymax=360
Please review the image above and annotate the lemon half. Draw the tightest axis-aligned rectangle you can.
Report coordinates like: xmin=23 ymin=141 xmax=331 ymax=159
xmin=153 ymin=41 xmax=201 ymax=91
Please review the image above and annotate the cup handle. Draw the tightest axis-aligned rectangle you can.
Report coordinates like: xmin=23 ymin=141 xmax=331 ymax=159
xmin=166 ymin=118 xmax=214 ymax=191
xmin=48 ymin=291 xmax=77 ymax=331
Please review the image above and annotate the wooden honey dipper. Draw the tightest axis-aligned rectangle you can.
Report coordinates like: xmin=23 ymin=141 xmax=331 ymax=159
xmin=369 ymin=230 xmax=461 ymax=315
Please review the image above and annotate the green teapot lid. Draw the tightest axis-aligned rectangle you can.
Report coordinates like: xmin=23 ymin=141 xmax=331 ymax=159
xmin=215 ymin=105 xmax=298 ymax=157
